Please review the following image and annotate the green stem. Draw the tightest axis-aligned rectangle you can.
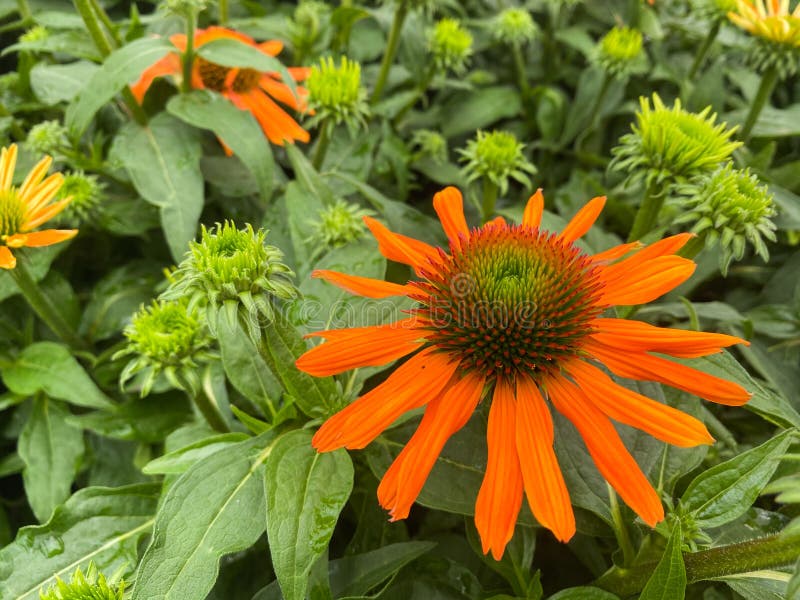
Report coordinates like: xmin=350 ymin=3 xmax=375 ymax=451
xmin=596 ymin=532 xmax=800 ymax=597
xmin=312 ymin=120 xmax=333 ymax=171
xmin=688 ymin=20 xmax=720 ymax=80
xmin=218 ymin=0 xmax=228 ymax=25
xmin=89 ymin=0 xmax=121 ymax=47
xmin=370 ymin=1 xmax=408 ymax=104
xmin=608 ymin=485 xmax=636 ymax=567
xmin=181 ymin=12 xmax=196 ymax=94
xmin=393 ymin=66 xmax=435 ymax=125
xmin=628 ymin=181 xmax=664 ymax=242
xmin=15 ymin=0 xmax=31 ymax=20
xmin=740 ymin=66 xmax=778 ymax=141
xmin=481 ymin=178 xmax=499 ymax=223
xmin=190 ymin=387 xmax=230 ymax=433
xmin=511 ymin=43 xmax=529 ymax=96
xmin=10 ymin=254 xmax=90 ymax=353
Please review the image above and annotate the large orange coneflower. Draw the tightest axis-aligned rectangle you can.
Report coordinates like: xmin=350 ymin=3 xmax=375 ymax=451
xmin=0 ymin=144 xmax=76 ymax=269
xmin=131 ymin=26 xmax=310 ymax=146
xmin=296 ymin=186 xmax=751 ymax=559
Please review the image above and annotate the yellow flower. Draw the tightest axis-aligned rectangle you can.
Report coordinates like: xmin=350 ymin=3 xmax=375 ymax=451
xmin=729 ymin=0 xmax=800 ymax=46
xmin=0 ymin=144 xmax=76 ymax=269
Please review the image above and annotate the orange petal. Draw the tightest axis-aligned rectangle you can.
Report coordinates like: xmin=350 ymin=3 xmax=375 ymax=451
xmin=129 ymin=53 xmax=181 ymax=103
xmin=23 ymin=198 xmax=71 ymax=230
xmin=234 ymin=89 xmax=309 ymax=145
xmin=566 ymin=360 xmax=714 ymax=447
xmin=0 ymin=144 xmax=18 ymax=191
xmin=559 ymin=196 xmax=606 ymax=244
xmin=599 ymin=256 xmax=696 ymax=305
xmin=591 ymin=242 xmax=641 ymax=264
xmin=522 ymin=189 xmax=544 ymax=228
xmin=259 ymin=76 xmax=309 ymax=111
xmin=590 ymin=318 xmax=747 ymax=358
xmin=22 ymin=173 xmax=63 ymax=216
xmin=487 ymin=215 xmax=507 ymax=228
xmin=5 ymin=229 xmax=77 ymax=248
xmin=296 ymin=318 xmax=428 ymax=376
xmin=311 ymin=348 xmax=459 ymax=451
xmin=377 ymin=370 xmax=486 ymax=520
xmin=287 ymin=66 xmax=311 ymax=81
xmin=475 ymin=378 xmax=524 ymax=559
xmin=195 ymin=26 xmax=256 ymax=47
xmin=433 ymin=187 xmax=470 ymax=249
xmin=18 ymin=155 xmax=52 ymax=200
xmin=583 ymin=339 xmax=752 ymax=406
xmin=311 ymin=269 xmax=412 ymax=298
xmin=0 ymin=246 xmax=16 ymax=269
xmin=363 ymin=216 xmax=439 ymax=274
xmin=258 ymin=39 xmax=284 ymax=56
xmin=515 ymin=375 xmax=575 ymax=542
xmin=547 ymin=375 xmax=665 ymax=527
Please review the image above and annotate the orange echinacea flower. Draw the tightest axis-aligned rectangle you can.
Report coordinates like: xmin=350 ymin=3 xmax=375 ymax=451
xmin=729 ymin=0 xmax=800 ymax=46
xmin=131 ymin=27 xmax=310 ymax=146
xmin=296 ymin=187 xmax=751 ymax=559
xmin=0 ymin=144 xmax=77 ymax=269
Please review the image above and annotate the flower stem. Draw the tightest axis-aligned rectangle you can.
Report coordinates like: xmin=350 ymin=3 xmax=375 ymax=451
xmin=740 ymin=66 xmax=778 ymax=142
xmin=608 ymin=484 xmax=636 ymax=567
xmin=312 ymin=120 xmax=333 ymax=171
xmin=628 ymin=181 xmax=664 ymax=242
xmin=688 ymin=20 xmax=720 ymax=80
xmin=596 ymin=532 xmax=800 ymax=597
xmin=218 ymin=0 xmax=228 ymax=25
xmin=15 ymin=0 xmax=31 ymax=20
xmin=370 ymin=1 xmax=408 ymax=104
xmin=481 ymin=178 xmax=499 ymax=223
xmin=181 ymin=11 xmax=197 ymax=94
xmin=74 ymin=0 xmax=148 ymax=125
xmin=191 ymin=386 xmax=230 ymax=433
xmin=10 ymin=254 xmax=90 ymax=353
xmin=89 ymin=0 xmax=121 ymax=47
xmin=511 ymin=43 xmax=529 ymax=96
xmin=393 ymin=66 xmax=435 ymax=125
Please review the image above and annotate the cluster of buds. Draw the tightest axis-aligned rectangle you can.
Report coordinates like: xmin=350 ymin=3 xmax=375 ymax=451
xmin=459 ymin=130 xmax=537 ymax=196
xmin=306 ymin=56 xmax=369 ymax=134
xmin=309 ymin=200 xmax=372 ymax=249
xmin=410 ymin=129 xmax=449 ymax=164
xmin=593 ymin=26 xmax=647 ymax=78
xmin=57 ymin=172 xmax=105 ymax=228
xmin=38 ymin=564 xmax=124 ymax=600
xmin=25 ymin=120 xmax=68 ymax=156
xmin=491 ymin=8 xmax=538 ymax=46
xmin=429 ymin=18 xmax=474 ymax=74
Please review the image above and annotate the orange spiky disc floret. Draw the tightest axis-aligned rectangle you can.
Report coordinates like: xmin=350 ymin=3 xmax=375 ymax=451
xmin=296 ymin=186 xmax=752 ymax=561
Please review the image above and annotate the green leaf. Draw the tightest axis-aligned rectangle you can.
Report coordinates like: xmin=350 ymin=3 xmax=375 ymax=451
xmin=264 ymin=430 xmax=353 ymax=600
xmin=112 ymin=113 xmax=204 ymax=261
xmin=0 ymin=484 xmax=159 ymax=600
xmin=167 ymin=90 xmax=274 ymax=201
xmin=216 ymin=307 xmax=283 ymax=418
xmin=723 ymin=574 xmax=790 ymax=600
xmin=640 ymin=524 xmax=686 ymax=600
xmin=2 ymin=342 xmax=113 ymax=410
xmin=132 ymin=433 xmax=275 ymax=600
xmin=65 ymin=37 xmax=174 ymax=137
xmin=29 ymin=61 xmax=99 ymax=105
xmin=141 ymin=432 xmax=250 ymax=475
xmin=727 ymin=103 xmax=800 ymax=138
xmin=285 ymin=143 xmax=337 ymax=207
xmin=328 ymin=542 xmax=436 ymax=598
xmin=439 ymin=87 xmax=522 ymax=138
xmin=681 ymin=429 xmax=794 ymax=529
xmin=547 ymin=588 xmax=620 ymax=600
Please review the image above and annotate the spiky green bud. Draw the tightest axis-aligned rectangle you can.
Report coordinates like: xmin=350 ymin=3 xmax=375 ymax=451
xmin=429 ymin=18 xmax=473 ymax=74
xmin=57 ymin=172 xmax=104 ymax=227
xmin=459 ymin=130 xmax=537 ymax=195
xmin=20 ymin=25 xmax=49 ymax=44
xmin=39 ymin=564 xmax=124 ymax=600
xmin=675 ymin=164 xmax=777 ymax=275
xmin=306 ymin=56 xmax=369 ymax=132
xmin=610 ymin=94 xmax=742 ymax=191
xmin=594 ymin=26 xmax=646 ymax=78
xmin=163 ymin=222 xmax=296 ymax=343
xmin=410 ymin=129 xmax=448 ymax=163
xmin=492 ymin=8 xmax=538 ymax=46
xmin=309 ymin=200 xmax=371 ymax=249
xmin=25 ymin=120 xmax=67 ymax=156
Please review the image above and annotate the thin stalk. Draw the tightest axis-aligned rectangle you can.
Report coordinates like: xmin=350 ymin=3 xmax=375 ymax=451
xmin=511 ymin=43 xmax=529 ymax=96
xmin=370 ymin=1 xmax=408 ymax=104
xmin=740 ymin=65 xmax=778 ymax=141
xmin=10 ymin=254 xmax=90 ymax=353
xmin=89 ymin=0 xmax=122 ymax=47
xmin=688 ymin=20 xmax=721 ymax=80
xmin=608 ymin=485 xmax=636 ymax=567
xmin=218 ymin=0 xmax=228 ymax=25
xmin=393 ymin=66 xmax=435 ymax=125
xmin=312 ymin=120 xmax=333 ymax=171
xmin=191 ymin=386 xmax=230 ymax=432
xmin=181 ymin=11 xmax=197 ymax=94
xmin=481 ymin=178 xmax=499 ymax=223
xmin=628 ymin=181 xmax=664 ymax=242
xmin=596 ymin=532 xmax=800 ymax=597
xmin=16 ymin=0 xmax=31 ymax=20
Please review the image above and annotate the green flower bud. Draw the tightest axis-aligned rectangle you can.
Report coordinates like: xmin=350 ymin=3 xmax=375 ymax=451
xmin=164 ymin=0 xmax=207 ymax=17
xmin=306 ymin=56 xmax=369 ymax=132
xmin=163 ymin=222 xmax=296 ymax=344
xmin=675 ymin=164 xmax=777 ymax=275
xmin=610 ymin=94 xmax=741 ymax=191
xmin=39 ymin=564 xmax=124 ymax=600
xmin=410 ymin=129 xmax=448 ymax=163
xmin=594 ymin=26 xmax=646 ymax=78
xmin=492 ymin=8 xmax=538 ymax=46
xmin=288 ymin=1 xmax=331 ymax=61
xmin=117 ymin=299 xmax=214 ymax=396
xmin=459 ymin=130 xmax=537 ymax=195
xmin=57 ymin=172 xmax=104 ymax=227
xmin=309 ymin=200 xmax=372 ymax=249
xmin=19 ymin=25 xmax=49 ymax=44
xmin=429 ymin=18 xmax=473 ymax=74
xmin=25 ymin=120 xmax=67 ymax=156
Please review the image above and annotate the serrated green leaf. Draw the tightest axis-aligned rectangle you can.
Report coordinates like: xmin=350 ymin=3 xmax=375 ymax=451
xmin=640 ymin=524 xmax=686 ymax=600
xmin=65 ymin=37 xmax=174 ymax=137
xmin=132 ymin=433 xmax=275 ymax=600
xmin=112 ymin=113 xmax=204 ymax=261
xmin=167 ymin=90 xmax=274 ymax=201
xmin=2 ymin=342 xmax=113 ymax=410
xmin=0 ymin=484 xmax=159 ymax=600
xmin=264 ymin=430 xmax=353 ymax=600
xmin=681 ymin=429 xmax=794 ymax=529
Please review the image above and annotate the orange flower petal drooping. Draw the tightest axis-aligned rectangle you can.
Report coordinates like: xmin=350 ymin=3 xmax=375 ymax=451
xmin=296 ymin=186 xmax=752 ymax=558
